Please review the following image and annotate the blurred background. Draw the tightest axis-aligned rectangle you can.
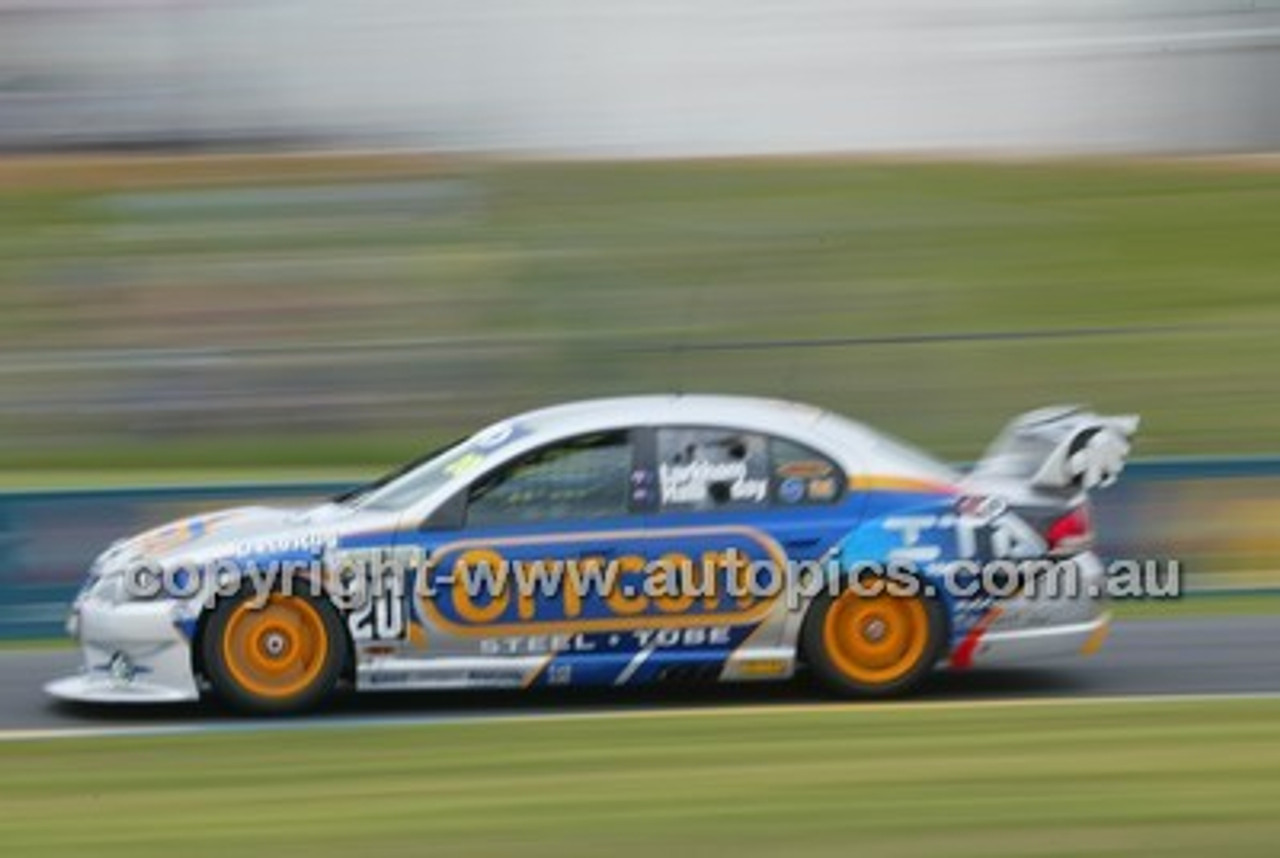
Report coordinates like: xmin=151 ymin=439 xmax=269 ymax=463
xmin=3 ymin=0 xmax=1280 ymax=631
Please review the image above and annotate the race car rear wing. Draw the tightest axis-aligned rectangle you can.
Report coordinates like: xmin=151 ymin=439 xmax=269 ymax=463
xmin=970 ymin=406 xmax=1139 ymax=492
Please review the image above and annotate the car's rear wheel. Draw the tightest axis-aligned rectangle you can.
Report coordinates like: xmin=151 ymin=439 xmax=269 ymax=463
xmin=202 ymin=589 xmax=344 ymax=714
xmin=802 ymin=580 xmax=945 ymax=698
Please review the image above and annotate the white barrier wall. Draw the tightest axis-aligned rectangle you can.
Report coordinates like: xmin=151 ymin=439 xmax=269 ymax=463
xmin=3 ymin=0 xmax=1280 ymax=153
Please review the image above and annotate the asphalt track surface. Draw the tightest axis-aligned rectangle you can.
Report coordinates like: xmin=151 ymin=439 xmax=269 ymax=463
xmin=2 ymin=616 xmax=1278 ymax=737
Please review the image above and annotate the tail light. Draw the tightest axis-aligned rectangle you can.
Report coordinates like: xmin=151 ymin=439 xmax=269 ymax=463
xmin=1045 ymin=503 xmax=1094 ymax=556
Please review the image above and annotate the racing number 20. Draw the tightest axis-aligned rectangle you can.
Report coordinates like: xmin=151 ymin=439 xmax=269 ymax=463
xmin=348 ymin=591 xmax=407 ymax=641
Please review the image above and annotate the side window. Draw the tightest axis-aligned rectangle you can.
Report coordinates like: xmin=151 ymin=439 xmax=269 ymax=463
xmin=656 ymin=428 xmax=770 ymax=512
xmin=465 ymin=431 xmax=633 ymax=527
xmin=769 ymin=437 xmax=843 ymax=505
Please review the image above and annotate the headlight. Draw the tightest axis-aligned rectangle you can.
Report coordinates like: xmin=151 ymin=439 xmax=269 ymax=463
xmin=84 ymin=570 xmax=125 ymax=604
xmin=125 ymin=563 xmax=166 ymax=600
xmin=85 ymin=560 xmax=166 ymax=605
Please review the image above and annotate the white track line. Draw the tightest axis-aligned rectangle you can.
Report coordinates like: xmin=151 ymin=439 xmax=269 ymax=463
xmin=4 ymin=690 xmax=1280 ymax=744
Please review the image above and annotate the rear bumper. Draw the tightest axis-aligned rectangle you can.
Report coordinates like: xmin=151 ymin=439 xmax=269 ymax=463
xmin=44 ymin=597 xmax=200 ymax=704
xmin=964 ymin=612 xmax=1110 ymax=667
xmin=951 ymin=551 xmax=1111 ymax=668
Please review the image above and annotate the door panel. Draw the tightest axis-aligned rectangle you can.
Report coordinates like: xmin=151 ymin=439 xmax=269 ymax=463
xmin=640 ymin=426 xmax=866 ymax=659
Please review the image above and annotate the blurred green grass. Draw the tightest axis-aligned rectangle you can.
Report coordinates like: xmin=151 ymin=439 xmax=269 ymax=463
xmin=3 ymin=156 xmax=1280 ymax=473
xmin=3 ymin=697 xmax=1279 ymax=856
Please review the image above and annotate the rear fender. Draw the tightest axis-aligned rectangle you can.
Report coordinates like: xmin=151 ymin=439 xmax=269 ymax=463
xmin=833 ymin=496 xmax=1047 ymax=647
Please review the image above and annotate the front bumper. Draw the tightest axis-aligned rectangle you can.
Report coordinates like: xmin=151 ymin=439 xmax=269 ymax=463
xmin=44 ymin=597 xmax=200 ymax=704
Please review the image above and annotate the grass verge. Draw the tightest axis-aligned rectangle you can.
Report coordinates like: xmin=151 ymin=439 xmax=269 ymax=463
xmin=2 ymin=697 xmax=1279 ymax=856
xmin=0 ymin=638 xmax=70 ymax=652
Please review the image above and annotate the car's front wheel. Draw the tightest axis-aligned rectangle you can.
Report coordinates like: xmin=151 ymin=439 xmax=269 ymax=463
xmin=802 ymin=581 xmax=945 ymax=698
xmin=202 ymin=589 xmax=344 ymax=714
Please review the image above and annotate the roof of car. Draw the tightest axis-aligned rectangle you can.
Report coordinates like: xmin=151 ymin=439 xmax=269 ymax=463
xmin=513 ymin=394 xmax=829 ymax=434
xmin=497 ymin=394 xmax=958 ymax=484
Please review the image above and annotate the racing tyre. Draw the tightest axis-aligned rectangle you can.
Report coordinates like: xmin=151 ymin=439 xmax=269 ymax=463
xmin=202 ymin=588 xmax=345 ymax=714
xmin=802 ymin=579 xmax=946 ymax=698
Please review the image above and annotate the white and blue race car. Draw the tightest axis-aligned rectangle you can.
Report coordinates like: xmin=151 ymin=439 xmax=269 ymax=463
xmin=48 ymin=395 xmax=1136 ymax=714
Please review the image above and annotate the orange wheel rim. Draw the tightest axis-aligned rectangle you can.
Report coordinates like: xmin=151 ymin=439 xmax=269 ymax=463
xmin=221 ymin=595 xmax=329 ymax=699
xmin=822 ymin=588 xmax=929 ymax=685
